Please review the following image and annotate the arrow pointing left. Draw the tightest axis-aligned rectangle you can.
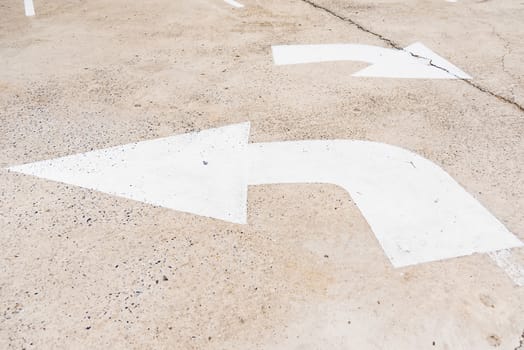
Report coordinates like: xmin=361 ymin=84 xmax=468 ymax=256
xmin=7 ymin=122 xmax=522 ymax=269
xmin=8 ymin=123 xmax=251 ymax=224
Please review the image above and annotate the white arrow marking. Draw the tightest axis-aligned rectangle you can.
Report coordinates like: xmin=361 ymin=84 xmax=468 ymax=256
xmin=8 ymin=123 xmax=250 ymax=224
xmin=7 ymin=122 xmax=521 ymax=268
xmin=272 ymin=42 xmax=472 ymax=79
xmin=248 ymin=140 xmax=521 ymax=267
xmin=24 ymin=0 xmax=35 ymax=16
xmin=223 ymin=0 xmax=244 ymax=8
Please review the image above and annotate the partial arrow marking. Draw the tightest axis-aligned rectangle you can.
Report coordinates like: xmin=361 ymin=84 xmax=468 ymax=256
xmin=223 ymin=0 xmax=244 ymax=8
xmin=7 ymin=122 xmax=521 ymax=268
xmin=272 ymin=42 xmax=472 ymax=79
xmin=24 ymin=0 xmax=35 ymax=16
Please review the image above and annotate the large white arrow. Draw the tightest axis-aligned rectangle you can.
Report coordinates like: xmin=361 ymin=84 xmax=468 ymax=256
xmin=272 ymin=42 xmax=472 ymax=79
xmin=7 ymin=122 xmax=520 ymax=267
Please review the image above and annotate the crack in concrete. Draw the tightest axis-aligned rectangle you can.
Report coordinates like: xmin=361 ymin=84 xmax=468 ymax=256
xmin=300 ymin=0 xmax=402 ymax=50
xmin=515 ymin=329 xmax=524 ymax=350
xmin=492 ymin=28 xmax=512 ymax=78
xmin=299 ymin=0 xmax=524 ymax=113
xmin=489 ymin=24 xmax=519 ymax=100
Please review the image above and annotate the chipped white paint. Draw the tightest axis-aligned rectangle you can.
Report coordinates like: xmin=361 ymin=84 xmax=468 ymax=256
xmin=272 ymin=42 xmax=471 ymax=79
xmin=8 ymin=122 xmax=521 ymax=268
xmin=223 ymin=0 xmax=244 ymax=8
xmin=24 ymin=0 xmax=35 ymax=16
xmin=488 ymin=250 xmax=524 ymax=286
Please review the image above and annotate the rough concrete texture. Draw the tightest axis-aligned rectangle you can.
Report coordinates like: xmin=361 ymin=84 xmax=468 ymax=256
xmin=0 ymin=0 xmax=523 ymax=349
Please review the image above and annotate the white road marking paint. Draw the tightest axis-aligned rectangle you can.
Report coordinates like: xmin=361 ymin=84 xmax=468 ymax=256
xmin=272 ymin=42 xmax=471 ymax=79
xmin=24 ymin=0 xmax=35 ymax=16
xmin=9 ymin=123 xmax=250 ymax=224
xmin=248 ymin=140 xmax=521 ymax=267
xmin=488 ymin=250 xmax=524 ymax=286
xmin=7 ymin=122 xmax=521 ymax=268
xmin=223 ymin=0 xmax=244 ymax=8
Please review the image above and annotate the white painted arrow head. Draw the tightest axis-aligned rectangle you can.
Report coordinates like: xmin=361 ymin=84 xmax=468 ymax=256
xmin=8 ymin=122 xmax=251 ymax=224
xmin=353 ymin=42 xmax=472 ymax=79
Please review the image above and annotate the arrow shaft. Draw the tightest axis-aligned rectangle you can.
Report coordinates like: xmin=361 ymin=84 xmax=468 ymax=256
xmin=272 ymin=44 xmax=397 ymax=66
xmin=248 ymin=140 xmax=521 ymax=267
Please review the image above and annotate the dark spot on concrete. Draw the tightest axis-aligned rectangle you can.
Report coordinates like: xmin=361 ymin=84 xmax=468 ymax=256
xmin=487 ymin=334 xmax=501 ymax=347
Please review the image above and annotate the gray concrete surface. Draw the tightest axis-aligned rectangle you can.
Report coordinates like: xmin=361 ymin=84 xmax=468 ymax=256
xmin=1 ymin=0 xmax=523 ymax=349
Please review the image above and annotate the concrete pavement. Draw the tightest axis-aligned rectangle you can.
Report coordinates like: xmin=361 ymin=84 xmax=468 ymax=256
xmin=1 ymin=0 xmax=523 ymax=348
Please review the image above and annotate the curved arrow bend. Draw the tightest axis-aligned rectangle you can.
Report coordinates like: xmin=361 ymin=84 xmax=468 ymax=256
xmin=272 ymin=42 xmax=472 ymax=79
xmin=7 ymin=122 xmax=521 ymax=268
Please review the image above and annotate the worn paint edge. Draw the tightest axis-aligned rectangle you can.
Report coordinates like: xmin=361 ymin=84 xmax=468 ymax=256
xmin=488 ymin=249 xmax=524 ymax=286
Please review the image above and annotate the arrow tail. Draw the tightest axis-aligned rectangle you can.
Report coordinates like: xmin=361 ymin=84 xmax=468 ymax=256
xmin=248 ymin=140 xmax=521 ymax=267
